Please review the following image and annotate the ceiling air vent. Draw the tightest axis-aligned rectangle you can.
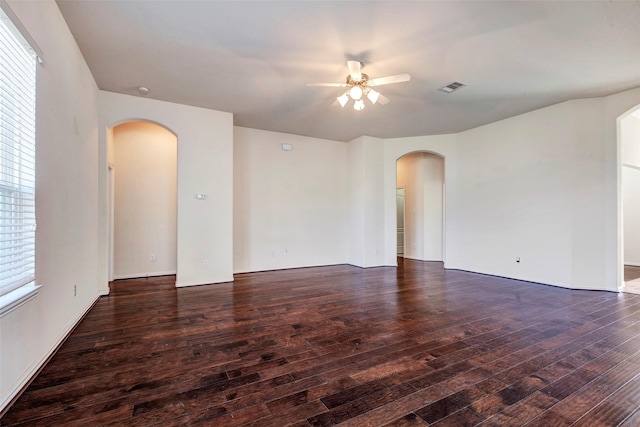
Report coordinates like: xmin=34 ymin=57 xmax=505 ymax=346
xmin=438 ymin=81 xmax=466 ymax=93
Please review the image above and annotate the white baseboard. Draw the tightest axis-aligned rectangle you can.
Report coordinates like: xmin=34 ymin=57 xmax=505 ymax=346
xmin=401 ymin=256 xmax=444 ymax=262
xmin=112 ymin=270 xmax=176 ymax=281
xmin=175 ymin=276 xmax=234 ymax=288
xmin=0 ymin=290 xmax=102 ymax=414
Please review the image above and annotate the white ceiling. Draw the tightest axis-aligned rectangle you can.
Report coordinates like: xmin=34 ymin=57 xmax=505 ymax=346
xmin=55 ymin=0 xmax=640 ymax=142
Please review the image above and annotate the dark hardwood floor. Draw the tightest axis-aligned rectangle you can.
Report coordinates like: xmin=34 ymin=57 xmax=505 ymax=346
xmin=4 ymin=259 xmax=640 ymax=426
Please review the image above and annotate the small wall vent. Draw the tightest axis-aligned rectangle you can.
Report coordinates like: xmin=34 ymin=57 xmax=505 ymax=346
xmin=438 ymin=81 xmax=466 ymax=93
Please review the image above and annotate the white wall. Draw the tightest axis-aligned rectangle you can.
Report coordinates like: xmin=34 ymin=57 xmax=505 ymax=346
xmin=348 ymin=136 xmax=385 ymax=267
xmin=348 ymin=138 xmax=366 ymax=266
xmin=622 ymin=113 xmax=640 ymax=266
xmin=397 ymin=152 xmax=444 ymax=261
xmin=233 ymin=127 xmax=348 ymax=272
xmin=99 ymin=92 xmax=234 ymax=288
xmin=449 ymin=101 xmax=586 ymax=287
xmin=106 ymin=126 xmax=114 ymax=281
xmin=423 ymin=154 xmax=444 ymax=260
xmin=0 ymin=0 xmax=101 ymax=411
xmin=453 ymin=99 xmax=613 ymax=290
xmin=623 ymin=167 xmax=640 ymax=266
xmin=113 ymin=122 xmax=177 ymax=279
xmin=622 ymin=114 xmax=640 ymax=167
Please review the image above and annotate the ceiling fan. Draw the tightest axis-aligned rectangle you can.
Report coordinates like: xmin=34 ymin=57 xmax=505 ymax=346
xmin=307 ymin=60 xmax=410 ymax=111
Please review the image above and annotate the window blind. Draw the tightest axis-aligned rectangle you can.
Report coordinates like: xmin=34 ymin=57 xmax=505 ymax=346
xmin=0 ymin=9 xmax=36 ymax=297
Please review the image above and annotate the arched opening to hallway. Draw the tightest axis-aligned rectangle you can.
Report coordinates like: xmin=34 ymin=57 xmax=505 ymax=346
xmin=107 ymin=121 xmax=177 ymax=282
xmin=395 ymin=151 xmax=445 ymax=262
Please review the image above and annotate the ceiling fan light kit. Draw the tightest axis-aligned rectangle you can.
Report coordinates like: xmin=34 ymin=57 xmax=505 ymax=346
xmin=337 ymin=93 xmax=349 ymax=107
xmin=367 ymin=88 xmax=380 ymax=104
xmin=307 ymin=60 xmax=410 ymax=111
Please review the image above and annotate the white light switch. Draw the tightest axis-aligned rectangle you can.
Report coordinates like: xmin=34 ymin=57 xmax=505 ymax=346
xmin=195 ymin=193 xmax=207 ymax=200
xmin=282 ymin=143 xmax=293 ymax=151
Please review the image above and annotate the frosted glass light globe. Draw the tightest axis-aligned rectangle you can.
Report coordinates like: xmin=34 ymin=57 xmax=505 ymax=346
xmin=349 ymin=85 xmax=363 ymax=100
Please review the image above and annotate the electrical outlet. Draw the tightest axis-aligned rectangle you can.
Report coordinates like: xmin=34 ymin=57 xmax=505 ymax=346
xmin=150 ymin=255 xmax=157 ymax=262
xmin=74 ymin=285 xmax=77 ymax=297
xmin=203 ymin=259 xmax=208 ymax=268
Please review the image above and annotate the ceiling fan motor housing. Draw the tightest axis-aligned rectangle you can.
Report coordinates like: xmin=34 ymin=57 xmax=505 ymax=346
xmin=347 ymin=73 xmax=369 ymax=86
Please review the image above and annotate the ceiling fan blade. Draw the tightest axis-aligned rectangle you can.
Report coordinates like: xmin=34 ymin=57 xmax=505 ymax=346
xmin=347 ymin=60 xmax=362 ymax=81
xmin=307 ymin=82 xmax=348 ymax=87
xmin=368 ymin=73 xmax=411 ymax=87
xmin=377 ymin=93 xmax=390 ymax=105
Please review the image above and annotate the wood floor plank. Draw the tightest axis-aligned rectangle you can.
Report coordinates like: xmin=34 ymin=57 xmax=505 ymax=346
xmin=477 ymin=391 xmax=558 ymax=427
xmin=620 ymin=407 xmax=640 ymax=426
xmin=4 ymin=260 xmax=640 ymax=426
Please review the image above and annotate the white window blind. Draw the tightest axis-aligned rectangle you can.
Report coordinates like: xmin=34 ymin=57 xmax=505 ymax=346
xmin=0 ymin=9 xmax=36 ymax=298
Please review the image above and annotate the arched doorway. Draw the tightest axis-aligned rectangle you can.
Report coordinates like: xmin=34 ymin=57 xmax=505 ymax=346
xmin=395 ymin=151 xmax=445 ymax=262
xmin=107 ymin=121 xmax=177 ymax=282
xmin=619 ymin=107 xmax=640 ymax=293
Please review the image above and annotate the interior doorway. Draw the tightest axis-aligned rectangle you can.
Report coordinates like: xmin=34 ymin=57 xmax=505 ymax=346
xmin=619 ymin=108 xmax=640 ymax=294
xmin=396 ymin=152 xmax=444 ymax=262
xmin=108 ymin=121 xmax=178 ymax=281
